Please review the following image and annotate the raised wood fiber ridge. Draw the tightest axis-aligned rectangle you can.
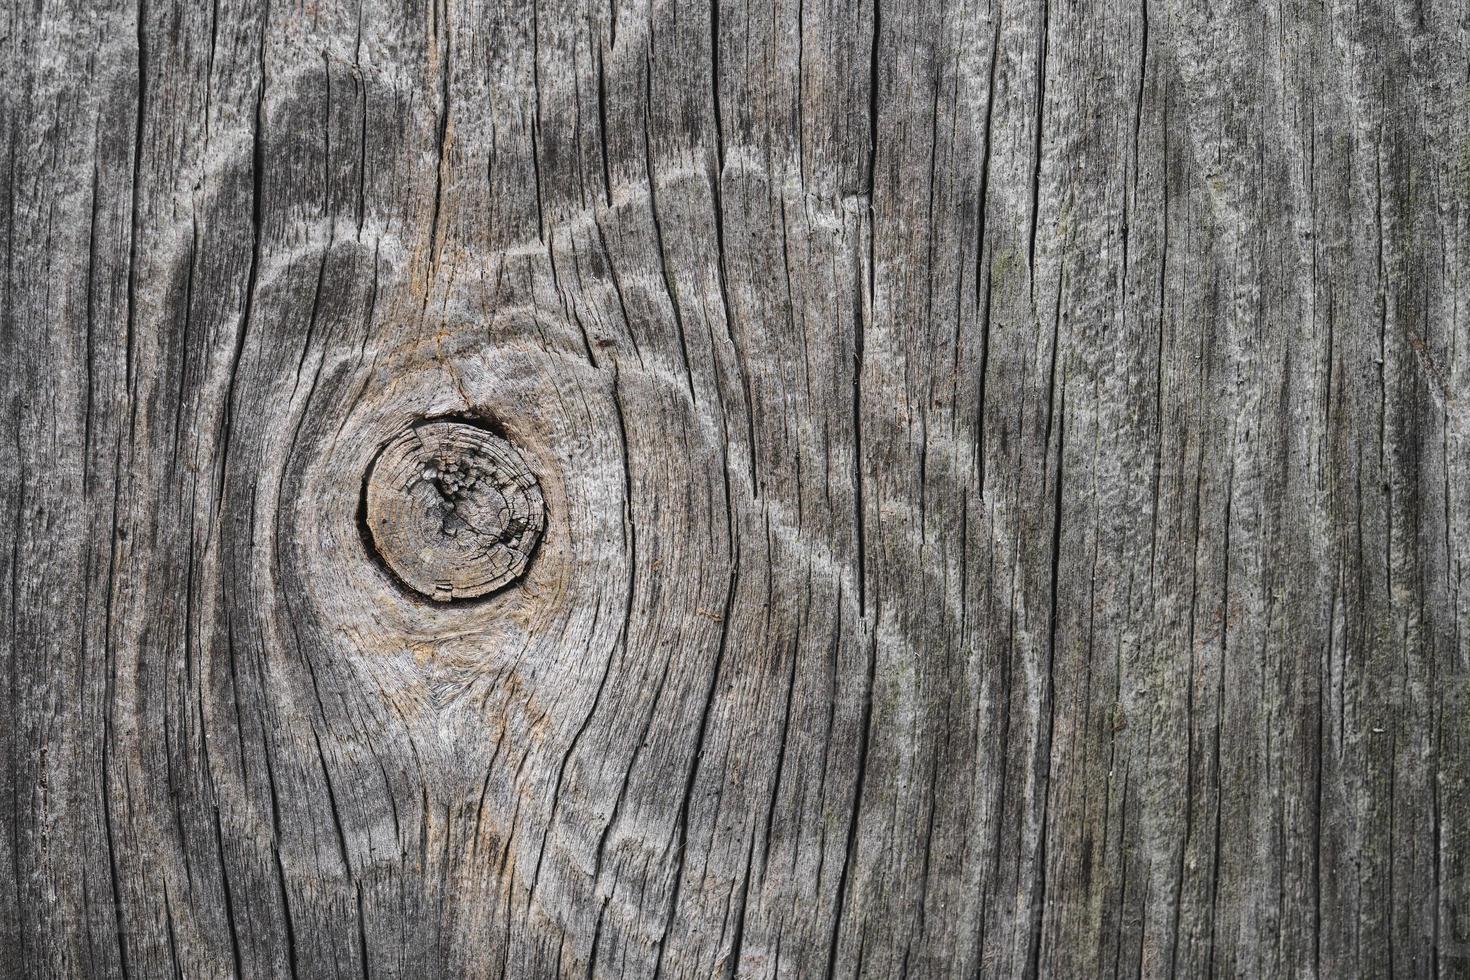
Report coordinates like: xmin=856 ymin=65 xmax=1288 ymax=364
xmin=3 ymin=0 xmax=1468 ymax=976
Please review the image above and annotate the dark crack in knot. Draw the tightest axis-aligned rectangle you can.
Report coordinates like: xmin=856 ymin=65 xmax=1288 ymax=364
xmin=363 ymin=420 xmax=546 ymax=602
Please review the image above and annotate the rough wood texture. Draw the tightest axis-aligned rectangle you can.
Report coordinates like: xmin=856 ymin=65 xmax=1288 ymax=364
xmin=3 ymin=0 xmax=1468 ymax=975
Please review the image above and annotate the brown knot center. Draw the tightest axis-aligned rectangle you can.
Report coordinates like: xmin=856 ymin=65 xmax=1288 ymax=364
xmin=363 ymin=420 xmax=545 ymax=601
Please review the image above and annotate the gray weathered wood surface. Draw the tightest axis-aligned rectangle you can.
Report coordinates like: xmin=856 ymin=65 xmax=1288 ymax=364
xmin=4 ymin=0 xmax=1469 ymax=975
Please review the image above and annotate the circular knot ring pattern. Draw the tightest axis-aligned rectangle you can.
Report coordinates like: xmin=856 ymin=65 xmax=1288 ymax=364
xmin=364 ymin=421 xmax=546 ymax=601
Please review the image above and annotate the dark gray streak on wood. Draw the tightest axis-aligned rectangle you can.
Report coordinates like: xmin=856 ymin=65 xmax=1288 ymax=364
xmin=3 ymin=0 xmax=1468 ymax=976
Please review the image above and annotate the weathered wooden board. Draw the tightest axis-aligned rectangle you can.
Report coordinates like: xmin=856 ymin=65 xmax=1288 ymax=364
xmin=4 ymin=0 xmax=1468 ymax=975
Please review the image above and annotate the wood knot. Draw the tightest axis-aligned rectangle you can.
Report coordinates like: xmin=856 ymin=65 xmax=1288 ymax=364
xmin=363 ymin=419 xmax=546 ymax=602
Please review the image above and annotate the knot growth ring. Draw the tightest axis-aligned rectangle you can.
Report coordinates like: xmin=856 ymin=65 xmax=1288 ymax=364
xmin=364 ymin=420 xmax=546 ymax=602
